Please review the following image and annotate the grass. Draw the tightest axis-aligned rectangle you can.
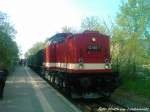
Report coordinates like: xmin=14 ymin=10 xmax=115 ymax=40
xmin=120 ymin=75 xmax=150 ymax=99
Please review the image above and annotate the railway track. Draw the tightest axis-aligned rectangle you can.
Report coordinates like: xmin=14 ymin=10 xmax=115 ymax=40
xmin=74 ymin=97 xmax=150 ymax=112
xmin=43 ymin=76 xmax=124 ymax=112
xmin=34 ymin=71 xmax=150 ymax=112
xmin=73 ymin=98 xmax=129 ymax=112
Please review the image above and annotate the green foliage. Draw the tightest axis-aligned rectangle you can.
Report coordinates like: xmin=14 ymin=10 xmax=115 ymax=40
xmin=81 ymin=16 xmax=108 ymax=34
xmin=62 ymin=26 xmax=72 ymax=33
xmin=111 ymin=0 xmax=150 ymax=77
xmin=121 ymin=77 xmax=150 ymax=98
xmin=25 ymin=42 xmax=45 ymax=58
xmin=117 ymin=0 xmax=150 ymax=38
xmin=0 ymin=12 xmax=19 ymax=71
xmin=61 ymin=26 xmax=76 ymax=33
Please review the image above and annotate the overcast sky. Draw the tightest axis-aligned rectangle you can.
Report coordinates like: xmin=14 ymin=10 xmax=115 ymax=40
xmin=0 ymin=0 xmax=121 ymax=56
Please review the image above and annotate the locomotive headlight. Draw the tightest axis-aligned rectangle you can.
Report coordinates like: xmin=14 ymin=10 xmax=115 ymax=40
xmin=104 ymin=59 xmax=111 ymax=69
xmin=105 ymin=64 xmax=109 ymax=69
xmin=104 ymin=64 xmax=110 ymax=69
xmin=92 ymin=37 xmax=96 ymax=42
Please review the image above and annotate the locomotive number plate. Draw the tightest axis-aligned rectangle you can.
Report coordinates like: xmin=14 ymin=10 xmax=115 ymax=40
xmin=88 ymin=45 xmax=99 ymax=51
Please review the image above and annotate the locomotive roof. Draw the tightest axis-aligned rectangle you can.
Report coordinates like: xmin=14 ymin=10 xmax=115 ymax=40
xmin=48 ymin=33 xmax=72 ymax=43
xmin=48 ymin=31 xmax=109 ymax=44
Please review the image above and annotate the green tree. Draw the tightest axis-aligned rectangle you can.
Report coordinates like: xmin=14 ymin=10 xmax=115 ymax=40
xmin=112 ymin=0 xmax=150 ymax=77
xmin=61 ymin=26 xmax=75 ymax=33
xmin=25 ymin=42 xmax=45 ymax=58
xmin=117 ymin=0 xmax=150 ymax=38
xmin=0 ymin=12 xmax=19 ymax=71
xmin=81 ymin=16 xmax=107 ymax=34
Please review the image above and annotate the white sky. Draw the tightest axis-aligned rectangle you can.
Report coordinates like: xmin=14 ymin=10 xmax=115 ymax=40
xmin=0 ymin=0 xmax=120 ymax=56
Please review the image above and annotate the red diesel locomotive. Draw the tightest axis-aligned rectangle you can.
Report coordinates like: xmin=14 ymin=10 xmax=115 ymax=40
xmin=41 ymin=31 xmax=119 ymax=98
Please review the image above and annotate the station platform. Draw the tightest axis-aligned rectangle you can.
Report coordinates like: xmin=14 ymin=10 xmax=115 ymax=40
xmin=0 ymin=66 xmax=81 ymax=112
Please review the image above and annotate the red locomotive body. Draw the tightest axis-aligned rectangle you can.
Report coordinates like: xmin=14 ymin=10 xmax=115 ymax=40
xmin=65 ymin=31 xmax=112 ymax=73
xmin=42 ymin=31 xmax=119 ymax=98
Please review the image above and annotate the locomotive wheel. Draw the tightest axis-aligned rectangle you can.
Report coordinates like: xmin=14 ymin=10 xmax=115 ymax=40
xmin=55 ymin=77 xmax=59 ymax=86
xmin=62 ymin=80 xmax=66 ymax=88
xmin=53 ymin=76 xmax=56 ymax=85
xmin=59 ymin=78 xmax=63 ymax=88
xmin=66 ymin=85 xmax=71 ymax=97
xmin=51 ymin=75 xmax=54 ymax=84
xmin=62 ymin=80 xmax=67 ymax=93
xmin=50 ymin=75 xmax=52 ymax=83
xmin=49 ymin=74 xmax=51 ymax=82
xmin=41 ymin=69 xmax=44 ymax=76
xmin=47 ymin=74 xmax=50 ymax=81
xmin=41 ymin=69 xmax=45 ymax=78
xmin=50 ymin=76 xmax=53 ymax=84
xmin=45 ymin=71 xmax=49 ymax=79
xmin=62 ymin=79 xmax=71 ymax=96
